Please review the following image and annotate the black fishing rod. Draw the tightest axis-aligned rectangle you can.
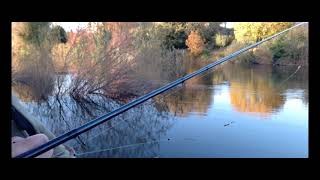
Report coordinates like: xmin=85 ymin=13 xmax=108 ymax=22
xmin=15 ymin=22 xmax=307 ymax=158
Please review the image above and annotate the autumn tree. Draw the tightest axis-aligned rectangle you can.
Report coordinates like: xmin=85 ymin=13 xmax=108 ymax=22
xmin=186 ymin=31 xmax=205 ymax=56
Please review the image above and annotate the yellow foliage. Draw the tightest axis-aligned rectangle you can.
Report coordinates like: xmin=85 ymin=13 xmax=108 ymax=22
xmin=234 ymin=22 xmax=294 ymax=43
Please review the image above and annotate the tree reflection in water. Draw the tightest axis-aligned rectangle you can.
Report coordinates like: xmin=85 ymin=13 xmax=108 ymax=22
xmin=224 ymin=64 xmax=308 ymax=116
xmin=12 ymin=61 xmax=308 ymax=157
xmin=154 ymin=62 xmax=308 ymax=118
xmin=225 ymin=65 xmax=285 ymax=116
xmin=12 ymin=75 xmax=176 ymax=158
xmin=153 ymin=61 xmax=226 ymax=117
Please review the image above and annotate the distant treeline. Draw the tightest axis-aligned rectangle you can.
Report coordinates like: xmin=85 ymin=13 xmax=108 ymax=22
xmin=11 ymin=22 xmax=308 ymax=101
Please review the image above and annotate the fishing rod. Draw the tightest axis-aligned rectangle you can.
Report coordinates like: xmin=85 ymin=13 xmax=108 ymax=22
xmin=15 ymin=22 xmax=307 ymax=158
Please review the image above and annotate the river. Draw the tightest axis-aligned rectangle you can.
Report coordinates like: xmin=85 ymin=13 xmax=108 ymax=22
xmin=12 ymin=62 xmax=308 ymax=158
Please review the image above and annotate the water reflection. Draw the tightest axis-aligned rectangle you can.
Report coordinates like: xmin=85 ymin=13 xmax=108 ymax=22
xmin=153 ymin=61 xmax=226 ymax=117
xmin=12 ymin=82 xmax=53 ymax=102
xmin=12 ymin=62 xmax=308 ymax=157
xmin=158 ymin=64 xmax=308 ymax=117
xmin=224 ymin=65 xmax=286 ymax=116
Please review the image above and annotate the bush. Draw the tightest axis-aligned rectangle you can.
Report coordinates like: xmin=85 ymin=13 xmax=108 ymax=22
xmin=66 ymin=25 xmax=135 ymax=97
xmin=220 ymin=42 xmax=255 ymax=64
xmin=200 ymin=49 xmax=211 ymax=60
xmin=186 ymin=31 xmax=205 ymax=56
xmin=133 ymin=42 xmax=189 ymax=82
xmin=215 ymin=33 xmax=234 ymax=47
xmin=252 ymin=45 xmax=273 ymax=64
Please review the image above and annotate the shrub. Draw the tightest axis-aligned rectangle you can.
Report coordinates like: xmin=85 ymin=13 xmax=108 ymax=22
xmin=220 ymin=42 xmax=255 ymax=64
xmin=215 ymin=33 xmax=234 ymax=47
xmin=200 ymin=49 xmax=211 ymax=60
xmin=133 ymin=42 xmax=189 ymax=82
xmin=252 ymin=45 xmax=273 ymax=64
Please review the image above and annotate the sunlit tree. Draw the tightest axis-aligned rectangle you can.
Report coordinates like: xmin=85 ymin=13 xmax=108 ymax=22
xmin=234 ymin=22 xmax=294 ymax=43
xmin=186 ymin=31 xmax=205 ymax=56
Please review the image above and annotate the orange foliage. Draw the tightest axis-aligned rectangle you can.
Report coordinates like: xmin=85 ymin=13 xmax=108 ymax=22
xmin=186 ymin=31 xmax=205 ymax=56
xmin=103 ymin=22 xmax=137 ymax=49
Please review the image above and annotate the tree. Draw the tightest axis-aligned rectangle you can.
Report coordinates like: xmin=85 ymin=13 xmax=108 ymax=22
xmin=186 ymin=31 xmax=205 ymax=56
xmin=186 ymin=22 xmax=221 ymax=45
xmin=234 ymin=22 xmax=294 ymax=43
xmin=50 ymin=25 xmax=68 ymax=44
xmin=16 ymin=22 xmax=68 ymax=50
xmin=157 ymin=22 xmax=188 ymax=49
xmin=17 ymin=22 xmax=51 ymax=48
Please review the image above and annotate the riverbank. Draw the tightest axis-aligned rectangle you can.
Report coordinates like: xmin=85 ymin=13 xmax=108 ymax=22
xmin=210 ymin=43 xmax=308 ymax=67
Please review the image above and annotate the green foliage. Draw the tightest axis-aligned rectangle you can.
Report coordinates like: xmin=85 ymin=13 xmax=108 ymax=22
xmin=200 ymin=49 xmax=211 ymax=59
xmin=186 ymin=22 xmax=221 ymax=45
xmin=132 ymin=22 xmax=222 ymax=51
xmin=132 ymin=22 xmax=187 ymax=50
xmin=268 ymin=25 xmax=308 ymax=65
xmin=269 ymin=38 xmax=289 ymax=60
xmin=157 ymin=23 xmax=188 ymax=50
xmin=163 ymin=29 xmax=188 ymax=50
xmin=17 ymin=22 xmax=68 ymax=50
xmin=50 ymin=25 xmax=68 ymax=44
xmin=18 ymin=22 xmax=52 ymax=48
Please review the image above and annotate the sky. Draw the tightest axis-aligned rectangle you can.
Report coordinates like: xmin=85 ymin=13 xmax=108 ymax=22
xmin=52 ymin=22 xmax=90 ymax=32
xmin=52 ymin=22 xmax=234 ymax=32
xmin=225 ymin=22 xmax=234 ymax=28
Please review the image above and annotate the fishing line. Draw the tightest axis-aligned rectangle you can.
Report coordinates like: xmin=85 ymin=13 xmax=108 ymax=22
xmin=74 ymin=138 xmax=171 ymax=157
xmin=277 ymin=65 xmax=302 ymax=87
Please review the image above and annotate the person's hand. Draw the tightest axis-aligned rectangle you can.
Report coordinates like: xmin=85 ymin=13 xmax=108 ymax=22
xmin=12 ymin=134 xmax=53 ymax=158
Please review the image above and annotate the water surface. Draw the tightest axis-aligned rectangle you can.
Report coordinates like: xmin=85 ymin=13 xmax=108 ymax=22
xmin=12 ymin=63 xmax=308 ymax=158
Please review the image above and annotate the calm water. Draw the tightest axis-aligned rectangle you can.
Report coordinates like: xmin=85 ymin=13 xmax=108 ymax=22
xmin=12 ymin=63 xmax=308 ymax=158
